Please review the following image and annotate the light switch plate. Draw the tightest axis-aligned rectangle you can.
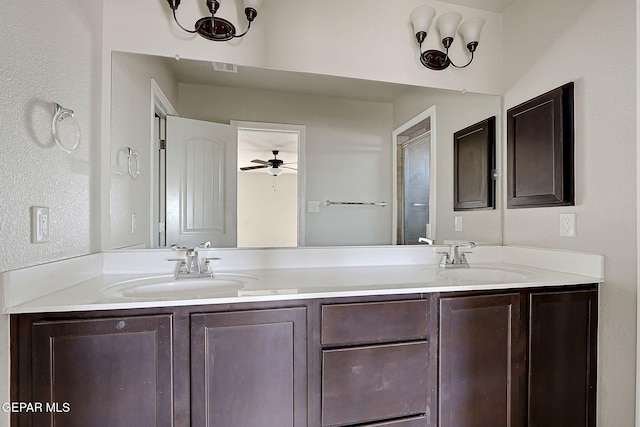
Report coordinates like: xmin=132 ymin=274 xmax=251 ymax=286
xmin=308 ymin=201 xmax=320 ymax=213
xmin=454 ymin=216 xmax=463 ymax=232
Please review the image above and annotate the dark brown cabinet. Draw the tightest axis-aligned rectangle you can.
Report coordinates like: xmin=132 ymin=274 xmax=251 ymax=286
xmin=320 ymin=299 xmax=430 ymax=427
xmin=437 ymin=286 xmax=597 ymax=427
xmin=13 ymin=304 xmax=308 ymax=427
xmin=23 ymin=315 xmax=173 ymax=427
xmin=190 ymin=307 xmax=307 ymax=427
xmin=528 ymin=289 xmax=598 ymax=427
xmin=12 ymin=285 xmax=597 ymax=427
xmin=439 ymin=293 xmax=523 ymax=427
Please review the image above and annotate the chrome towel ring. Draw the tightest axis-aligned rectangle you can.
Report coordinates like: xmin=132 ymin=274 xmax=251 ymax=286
xmin=127 ymin=147 xmax=141 ymax=179
xmin=52 ymin=103 xmax=81 ymax=153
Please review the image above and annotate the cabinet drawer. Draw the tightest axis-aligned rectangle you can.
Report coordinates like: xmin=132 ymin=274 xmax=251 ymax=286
xmin=322 ymin=342 xmax=429 ymax=426
xmin=321 ymin=299 xmax=428 ymax=346
xmin=360 ymin=416 xmax=427 ymax=427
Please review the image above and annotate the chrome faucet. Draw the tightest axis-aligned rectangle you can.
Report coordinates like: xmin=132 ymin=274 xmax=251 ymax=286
xmin=418 ymin=237 xmax=434 ymax=245
xmin=169 ymin=241 xmax=220 ymax=279
xmin=439 ymin=241 xmax=475 ymax=268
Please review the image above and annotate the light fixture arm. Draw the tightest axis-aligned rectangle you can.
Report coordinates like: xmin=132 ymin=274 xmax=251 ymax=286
xmin=166 ymin=0 xmax=260 ymax=41
xmin=171 ymin=9 xmax=199 ymax=34
xmin=443 ymin=45 xmax=475 ymax=69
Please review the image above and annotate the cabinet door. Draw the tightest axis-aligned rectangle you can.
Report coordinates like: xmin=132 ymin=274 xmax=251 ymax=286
xmin=439 ymin=293 xmax=524 ymax=427
xmin=29 ymin=315 xmax=173 ymax=427
xmin=528 ymin=289 xmax=597 ymax=427
xmin=191 ymin=307 xmax=307 ymax=427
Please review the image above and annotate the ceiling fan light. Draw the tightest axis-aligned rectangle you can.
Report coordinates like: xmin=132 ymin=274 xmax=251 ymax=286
xmin=267 ymin=166 xmax=283 ymax=176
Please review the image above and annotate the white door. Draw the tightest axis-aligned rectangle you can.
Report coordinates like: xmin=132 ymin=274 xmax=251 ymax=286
xmin=166 ymin=116 xmax=237 ymax=248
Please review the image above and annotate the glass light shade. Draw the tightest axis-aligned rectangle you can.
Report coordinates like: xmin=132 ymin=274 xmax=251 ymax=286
xmin=244 ymin=0 xmax=263 ymax=11
xmin=436 ymin=12 xmax=462 ymax=41
xmin=410 ymin=5 xmax=436 ymax=34
xmin=459 ymin=17 xmax=485 ymax=44
xmin=267 ymin=166 xmax=283 ymax=176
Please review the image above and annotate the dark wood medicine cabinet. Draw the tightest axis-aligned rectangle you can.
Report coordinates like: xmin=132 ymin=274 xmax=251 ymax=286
xmin=12 ymin=284 xmax=597 ymax=427
xmin=507 ymin=82 xmax=575 ymax=208
xmin=453 ymin=116 xmax=496 ymax=211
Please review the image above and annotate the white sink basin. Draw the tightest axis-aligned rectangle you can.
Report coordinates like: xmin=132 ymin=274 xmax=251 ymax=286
xmin=102 ymin=273 xmax=259 ymax=299
xmin=438 ymin=267 xmax=530 ymax=283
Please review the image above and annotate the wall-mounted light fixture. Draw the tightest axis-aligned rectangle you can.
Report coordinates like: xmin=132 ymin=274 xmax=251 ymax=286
xmin=410 ymin=6 xmax=485 ymax=70
xmin=166 ymin=0 xmax=263 ymax=41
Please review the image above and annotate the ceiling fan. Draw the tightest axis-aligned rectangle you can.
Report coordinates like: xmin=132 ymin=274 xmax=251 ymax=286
xmin=239 ymin=150 xmax=297 ymax=176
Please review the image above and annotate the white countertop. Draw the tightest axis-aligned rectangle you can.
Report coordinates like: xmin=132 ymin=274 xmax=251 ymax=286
xmin=5 ymin=261 xmax=602 ymax=314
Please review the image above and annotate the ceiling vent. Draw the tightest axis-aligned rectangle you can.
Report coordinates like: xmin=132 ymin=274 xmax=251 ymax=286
xmin=212 ymin=62 xmax=238 ymax=73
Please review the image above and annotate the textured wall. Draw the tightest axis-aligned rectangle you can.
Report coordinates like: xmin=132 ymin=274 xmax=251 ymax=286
xmin=502 ymin=0 xmax=637 ymax=425
xmin=0 ymin=1 xmax=103 ymax=272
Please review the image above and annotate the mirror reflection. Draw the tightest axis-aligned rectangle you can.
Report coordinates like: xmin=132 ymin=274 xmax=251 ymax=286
xmin=110 ymin=51 xmax=502 ymax=249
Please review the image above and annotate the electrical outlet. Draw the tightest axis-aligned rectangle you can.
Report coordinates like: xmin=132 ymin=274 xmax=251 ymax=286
xmin=30 ymin=206 xmax=50 ymax=243
xmin=560 ymin=213 xmax=576 ymax=237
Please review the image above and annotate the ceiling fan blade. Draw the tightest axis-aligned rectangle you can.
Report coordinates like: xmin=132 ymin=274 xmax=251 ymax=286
xmin=251 ymin=159 xmax=269 ymax=165
xmin=240 ymin=165 xmax=269 ymax=171
xmin=282 ymin=161 xmax=298 ymax=165
xmin=282 ymin=166 xmax=298 ymax=171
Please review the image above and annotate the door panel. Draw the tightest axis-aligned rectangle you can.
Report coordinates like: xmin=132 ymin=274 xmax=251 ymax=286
xmin=30 ymin=315 xmax=173 ymax=427
xmin=191 ymin=308 xmax=307 ymax=427
xmin=528 ymin=290 xmax=597 ymax=427
xmin=166 ymin=116 xmax=237 ymax=247
xmin=439 ymin=293 xmax=524 ymax=427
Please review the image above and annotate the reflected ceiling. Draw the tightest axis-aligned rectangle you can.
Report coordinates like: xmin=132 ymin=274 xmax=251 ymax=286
xmin=438 ymin=0 xmax=516 ymax=13
xmin=167 ymin=58 xmax=417 ymax=103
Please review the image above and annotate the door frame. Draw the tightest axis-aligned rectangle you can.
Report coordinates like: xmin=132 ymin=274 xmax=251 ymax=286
xmin=150 ymin=79 xmax=178 ymax=247
xmin=231 ymin=120 xmax=307 ymax=247
xmin=392 ymin=106 xmax=437 ymax=245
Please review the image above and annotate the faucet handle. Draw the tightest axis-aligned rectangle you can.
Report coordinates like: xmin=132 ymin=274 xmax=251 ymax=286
xmin=200 ymin=257 xmax=221 ymax=274
xmin=168 ymin=258 xmax=188 ymax=274
xmin=199 ymin=241 xmax=212 ymax=248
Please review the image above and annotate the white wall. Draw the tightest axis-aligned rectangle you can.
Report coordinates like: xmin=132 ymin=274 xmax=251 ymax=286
xmin=0 ymin=0 xmax=104 ymax=423
xmin=502 ymin=0 xmax=636 ymax=425
xmin=393 ymin=88 xmax=503 ymax=244
xmin=238 ymin=173 xmax=298 ymax=248
xmin=178 ymin=83 xmax=395 ymax=246
xmin=110 ymin=52 xmax=179 ymax=248
xmin=0 ymin=0 xmax=103 ymax=273
xmin=102 ymin=0 xmax=503 ymax=95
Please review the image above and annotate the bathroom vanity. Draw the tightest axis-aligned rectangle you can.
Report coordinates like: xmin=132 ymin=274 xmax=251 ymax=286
xmin=5 ymin=246 xmax=601 ymax=427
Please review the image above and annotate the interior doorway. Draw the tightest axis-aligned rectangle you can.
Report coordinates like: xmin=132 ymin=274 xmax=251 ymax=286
xmin=233 ymin=121 xmax=306 ymax=248
xmin=392 ymin=107 xmax=436 ymax=245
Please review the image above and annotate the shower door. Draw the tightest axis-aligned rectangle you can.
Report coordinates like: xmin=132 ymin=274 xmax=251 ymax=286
xmin=401 ymin=135 xmax=431 ymax=245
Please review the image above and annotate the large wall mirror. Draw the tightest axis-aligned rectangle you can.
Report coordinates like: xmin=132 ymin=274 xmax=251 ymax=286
xmin=110 ymin=51 xmax=502 ymax=249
